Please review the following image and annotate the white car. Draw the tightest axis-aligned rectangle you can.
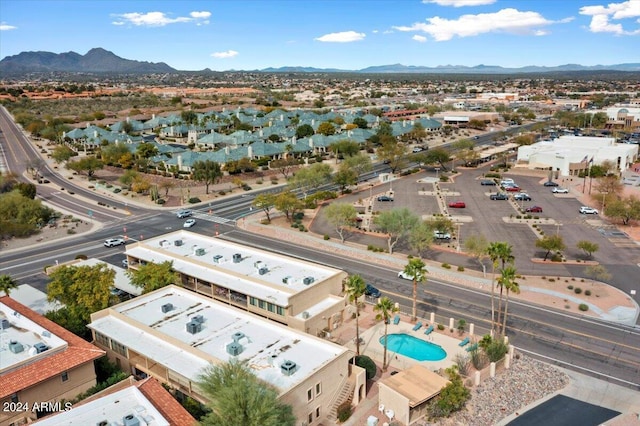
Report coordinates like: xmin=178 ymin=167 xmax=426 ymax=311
xmin=579 ymin=206 xmax=599 ymax=214
xmin=552 ymin=187 xmax=569 ymax=194
xmin=398 ymin=271 xmax=412 ymax=280
xmin=176 ymin=210 xmax=193 ymax=219
xmin=104 ymin=238 xmax=125 ymax=247
xmin=183 ymin=219 xmax=196 ymax=228
xmin=433 ymin=230 xmax=452 ymax=240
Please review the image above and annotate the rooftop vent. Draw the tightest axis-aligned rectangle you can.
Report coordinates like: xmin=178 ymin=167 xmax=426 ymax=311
xmin=302 ymin=311 xmax=310 ymax=319
xmin=97 ymin=421 xmax=108 ymax=426
xmin=186 ymin=320 xmax=202 ymax=335
xmin=9 ymin=340 xmax=24 ymax=354
xmin=159 ymin=239 xmax=168 ymax=247
xmin=123 ymin=414 xmax=140 ymax=426
xmin=226 ymin=342 xmax=243 ymax=356
xmin=195 ymin=248 xmax=206 ymax=256
xmin=174 ymin=239 xmax=183 ymax=246
xmin=0 ymin=319 xmax=10 ymax=329
xmin=280 ymin=360 xmax=297 ymax=376
xmin=232 ymin=332 xmax=245 ymax=342
xmin=303 ymin=276 xmax=315 ymax=285
xmin=34 ymin=342 xmax=49 ymax=354
xmin=282 ymin=276 xmax=292 ymax=285
xmin=42 ymin=331 xmax=51 ymax=338
xmin=161 ymin=303 xmax=173 ymax=313
xmin=233 ymin=253 xmax=242 ymax=263
xmin=258 ymin=267 xmax=268 ymax=275
xmin=269 ymin=354 xmax=278 ymax=366
xmin=213 ymin=255 xmax=223 ymax=263
xmin=191 ymin=315 xmax=204 ymax=324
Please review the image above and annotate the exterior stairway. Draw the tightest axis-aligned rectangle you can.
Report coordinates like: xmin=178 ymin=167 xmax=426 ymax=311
xmin=326 ymin=376 xmax=356 ymax=423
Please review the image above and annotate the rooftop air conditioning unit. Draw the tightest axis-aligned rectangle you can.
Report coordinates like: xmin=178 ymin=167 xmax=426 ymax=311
xmin=213 ymin=255 xmax=223 ymax=263
xmin=191 ymin=315 xmax=204 ymax=324
xmin=258 ymin=267 xmax=268 ymax=275
xmin=195 ymin=248 xmax=206 ymax=256
xmin=9 ymin=340 xmax=24 ymax=354
xmin=226 ymin=342 xmax=243 ymax=356
xmin=282 ymin=276 xmax=292 ymax=285
xmin=122 ymin=414 xmax=141 ymax=426
xmin=303 ymin=277 xmax=315 ymax=285
xmin=34 ymin=342 xmax=49 ymax=354
xmin=174 ymin=239 xmax=183 ymax=246
xmin=186 ymin=320 xmax=202 ymax=334
xmin=0 ymin=319 xmax=10 ymax=329
xmin=232 ymin=332 xmax=245 ymax=342
xmin=280 ymin=360 xmax=297 ymax=376
xmin=233 ymin=253 xmax=242 ymax=263
xmin=161 ymin=303 xmax=173 ymax=313
xmin=302 ymin=311 xmax=310 ymax=319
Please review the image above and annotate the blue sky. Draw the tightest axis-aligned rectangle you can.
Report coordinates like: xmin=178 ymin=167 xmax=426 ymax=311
xmin=1 ymin=0 xmax=638 ymax=71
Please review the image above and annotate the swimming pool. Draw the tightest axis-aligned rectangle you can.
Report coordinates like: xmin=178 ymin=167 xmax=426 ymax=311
xmin=379 ymin=333 xmax=447 ymax=361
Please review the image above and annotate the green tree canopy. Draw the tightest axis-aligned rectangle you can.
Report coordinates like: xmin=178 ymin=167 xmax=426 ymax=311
xmin=273 ymin=191 xmax=302 ymax=222
xmin=126 ymin=261 xmax=179 ymax=294
xmin=198 ymin=360 xmax=295 ymax=426
xmin=324 ymin=202 xmax=357 ymax=243
xmin=101 ymin=142 xmax=132 ymax=167
xmin=252 ymin=193 xmax=277 ymax=223
xmin=51 ymin=145 xmax=76 ymax=164
xmin=576 ymin=240 xmax=599 ymax=259
xmin=0 ymin=274 xmax=19 ymax=296
xmin=66 ymin=156 xmax=103 ymax=178
xmin=317 ymin=121 xmax=336 ymax=136
xmin=344 ymin=274 xmax=366 ymax=355
xmin=287 ymin=163 xmax=332 ymax=198
xmin=0 ymin=190 xmax=54 ymax=239
xmin=192 ymin=160 xmax=223 ymax=194
xmin=376 ymin=139 xmax=407 ymax=173
xmin=374 ymin=208 xmax=420 ymax=254
xmin=404 ymin=258 xmax=427 ymax=321
xmin=604 ymin=195 xmax=640 ymax=225
xmin=295 ymin=124 xmax=314 ymax=139
xmin=535 ymin=234 xmax=566 ymax=261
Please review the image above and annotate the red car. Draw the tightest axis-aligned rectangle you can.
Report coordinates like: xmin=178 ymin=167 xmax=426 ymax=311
xmin=526 ymin=206 xmax=543 ymax=213
xmin=448 ymin=201 xmax=466 ymax=208
xmin=504 ymin=186 xmax=521 ymax=192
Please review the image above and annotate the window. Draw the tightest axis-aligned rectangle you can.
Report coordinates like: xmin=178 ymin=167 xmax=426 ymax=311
xmin=267 ymin=303 xmax=275 ymax=313
xmin=249 ymin=297 xmax=257 ymax=306
xmin=258 ymin=299 xmax=265 ymax=309
xmin=315 ymin=382 xmax=321 ymax=396
xmin=315 ymin=406 xmax=320 ymax=418
xmin=61 ymin=372 xmax=69 ymax=382
xmin=95 ymin=332 xmax=110 ymax=348
xmin=111 ymin=340 xmax=127 ymax=357
xmin=307 ymin=388 xmax=313 ymax=401
xmin=10 ymin=393 xmax=18 ymax=403
xmin=308 ymin=413 xmax=313 ymax=424
xmin=277 ymin=306 xmax=285 ymax=316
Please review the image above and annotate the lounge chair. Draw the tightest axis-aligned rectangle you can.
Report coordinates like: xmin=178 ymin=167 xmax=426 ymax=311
xmin=393 ymin=315 xmax=400 ymax=325
xmin=458 ymin=337 xmax=470 ymax=347
xmin=465 ymin=343 xmax=478 ymax=352
xmin=412 ymin=322 xmax=423 ymax=331
xmin=424 ymin=324 xmax=434 ymax=335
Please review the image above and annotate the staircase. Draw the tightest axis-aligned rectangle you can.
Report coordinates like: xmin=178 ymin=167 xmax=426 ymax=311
xmin=326 ymin=376 xmax=355 ymax=423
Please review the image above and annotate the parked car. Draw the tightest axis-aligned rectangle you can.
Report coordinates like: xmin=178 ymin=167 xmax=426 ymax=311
xmin=525 ymin=206 xmax=543 ymax=213
xmin=579 ymin=206 xmax=599 ymax=214
xmin=38 ymin=178 xmax=50 ymax=184
xmin=490 ymin=193 xmax=508 ymax=200
xmin=365 ymin=284 xmax=381 ymax=298
xmin=514 ymin=193 xmax=532 ymax=201
xmin=448 ymin=201 xmax=466 ymax=208
xmin=176 ymin=209 xmax=193 ymax=218
xmin=377 ymin=195 xmax=394 ymax=202
xmin=104 ymin=238 xmax=126 ymax=247
xmin=121 ymin=259 xmax=129 ymax=268
xmin=504 ymin=186 xmax=521 ymax=192
xmin=552 ymin=187 xmax=569 ymax=194
xmin=398 ymin=270 xmax=413 ymax=280
xmin=434 ymin=230 xmax=452 ymax=240
xmin=480 ymin=179 xmax=496 ymax=186
xmin=183 ymin=218 xmax=196 ymax=228
xmin=543 ymin=181 xmax=560 ymax=187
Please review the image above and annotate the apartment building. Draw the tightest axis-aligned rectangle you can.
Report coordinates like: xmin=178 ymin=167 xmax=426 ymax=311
xmin=0 ymin=296 xmax=104 ymax=426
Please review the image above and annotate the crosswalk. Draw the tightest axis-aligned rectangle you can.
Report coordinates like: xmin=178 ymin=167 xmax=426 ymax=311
xmin=192 ymin=212 xmax=236 ymax=225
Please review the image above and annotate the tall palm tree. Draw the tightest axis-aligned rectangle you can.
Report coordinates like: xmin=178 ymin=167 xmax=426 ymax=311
xmin=374 ymin=297 xmax=398 ymax=371
xmin=344 ymin=274 xmax=367 ymax=355
xmin=403 ymin=258 xmax=427 ymax=322
xmin=0 ymin=274 xmax=18 ymax=296
xmin=486 ymin=242 xmax=514 ymax=334
xmin=497 ymin=265 xmax=520 ymax=336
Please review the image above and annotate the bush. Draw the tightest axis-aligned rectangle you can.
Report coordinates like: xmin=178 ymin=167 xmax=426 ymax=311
xmin=441 ymin=263 xmax=451 ymax=269
xmin=324 ymin=234 xmax=330 ymax=240
xmin=574 ymin=287 xmax=582 ymax=294
xmin=457 ymin=266 xmax=464 ymax=272
xmin=579 ymin=303 xmax=589 ymax=311
xmin=336 ymin=401 xmax=353 ymax=422
xmin=585 ymin=290 xmax=591 ymax=296
xmin=567 ymin=285 xmax=574 ymax=290
xmin=113 ymin=188 xmax=121 ymax=193
xmin=354 ymin=355 xmax=377 ymax=380
xmin=66 ymin=229 xmax=76 ymax=235
xmin=485 ymin=339 xmax=508 ymax=362
xmin=75 ymin=254 xmax=88 ymax=260
xmin=156 ymin=198 xmax=166 ymax=205
xmin=188 ymin=197 xmax=201 ymax=204
xmin=437 ymin=323 xmax=445 ymax=330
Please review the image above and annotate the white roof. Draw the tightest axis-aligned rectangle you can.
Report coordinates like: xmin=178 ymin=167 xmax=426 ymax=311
xmin=33 ymin=386 xmax=168 ymax=425
xmin=0 ymin=301 xmax=67 ymax=374
xmin=8 ymin=284 xmax=62 ymax=315
xmin=125 ymin=230 xmax=341 ymax=306
xmin=74 ymin=258 xmax=142 ymax=296
xmin=89 ymin=286 xmax=347 ymax=393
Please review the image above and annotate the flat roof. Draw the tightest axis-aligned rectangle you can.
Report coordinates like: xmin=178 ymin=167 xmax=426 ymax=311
xmin=8 ymin=284 xmax=63 ymax=315
xmin=125 ymin=230 xmax=341 ymax=306
xmin=380 ymin=364 xmax=449 ymax=407
xmin=74 ymin=258 xmax=142 ymax=296
xmin=33 ymin=386 xmax=169 ymax=426
xmin=89 ymin=286 xmax=348 ymax=393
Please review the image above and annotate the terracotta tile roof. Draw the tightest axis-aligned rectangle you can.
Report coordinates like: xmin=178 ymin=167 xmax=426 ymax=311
xmin=137 ymin=378 xmax=198 ymax=426
xmin=0 ymin=296 xmax=105 ymax=399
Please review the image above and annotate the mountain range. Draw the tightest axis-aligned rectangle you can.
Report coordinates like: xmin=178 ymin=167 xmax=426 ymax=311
xmin=1 ymin=47 xmax=639 ymax=75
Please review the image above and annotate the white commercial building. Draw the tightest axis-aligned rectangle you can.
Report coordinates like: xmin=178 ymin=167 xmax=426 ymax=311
xmin=516 ymin=136 xmax=639 ymax=176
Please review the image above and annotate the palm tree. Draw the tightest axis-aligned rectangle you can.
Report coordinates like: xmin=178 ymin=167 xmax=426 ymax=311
xmin=374 ymin=296 xmax=399 ymax=371
xmin=486 ymin=242 xmax=514 ymax=334
xmin=344 ymin=274 xmax=366 ymax=355
xmin=403 ymin=258 xmax=427 ymax=322
xmin=497 ymin=265 xmax=520 ymax=336
xmin=0 ymin=274 xmax=18 ymax=296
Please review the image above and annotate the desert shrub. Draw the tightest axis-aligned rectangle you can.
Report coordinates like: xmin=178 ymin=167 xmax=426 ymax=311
xmin=457 ymin=266 xmax=464 ymax=272
xmin=156 ymin=199 xmax=165 ymax=205
xmin=548 ymin=278 xmax=556 ymax=282
xmin=579 ymin=304 xmax=589 ymax=311
xmin=485 ymin=340 xmax=508 ymax=362
xmin=567 ymin=285 xmax=574 ymax=290
xmin=453 ymin=353 xmax=470 ymax=376
xmin=585 ymin=290 xmax=591 ymax=296
xmin=441 ymin=263 xmax=451 ymax=269
xmin=188 ymin=197 xmax=201 ymax=204
xmin=437 ymin=323 xmax=445 ymax=330
xmin=337 ymin=401 xmax=353 ymax=422
xmin=324 ymin=234 xmax=330 ymax=240
xmin=574 ymin=287 xmax=582 ymax=294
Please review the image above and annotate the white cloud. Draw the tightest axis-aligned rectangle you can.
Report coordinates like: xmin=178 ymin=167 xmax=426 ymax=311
xmin=315 ymin=31 xmax=366 ymax=42
xmin=579 ymin=1 xmax=640 ymax=35
xmin=112 ymin=10 xmax=211 ymax=27
xmin=211 ymin=50 xmax=238 ymax=59
xmin=413 ymin=35 xmax=428 ymax=42
xmin=0 ymin=22 xmax=17 ymax=31
xmin=422 ymin=0 xmax=496 ymax=6
xmin=393 ymin=8 xmax=566 ymax=41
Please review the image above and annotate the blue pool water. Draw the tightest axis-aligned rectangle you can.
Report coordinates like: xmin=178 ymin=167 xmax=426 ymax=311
xmin=379 ymin=333 xmax=447 ymax=361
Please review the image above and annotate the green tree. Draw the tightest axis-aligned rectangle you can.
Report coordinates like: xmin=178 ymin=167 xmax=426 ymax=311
xmin=127 ymin=261 xmax=178 ymax=294
xmin=374 ymin=208 xmax=420 ymax=254
xmin=119 ymin=169 xmax=139 ymax=190
xmin=576 ymin=240 xmax=599 ymax=259
xmin=66 ymin=156 xmax=103 ymax=178
xmin=252 ymin=193 xmax=276 ymax=223
xmin=51 ymin=145 xmax=76 ymax=164
xmin=486 ymin=242 xmax=514 ymax=334
xmin=374 ymin=297 xmax=398 ymax=371
xmin=136 ymin=142 xmax=159 ymax=160
xmin=295 ymin=124 xmax=314 ymax=139
xmin=0 ymin=274 xmax=19 ymax=296
xmin=403 ymin=258 xmax=427 ymax=322
xmin=192 ymin=160 xmax=223 ymax=194
xmin=101 ymin=143 xmax=131 ymax=167
xmin=0 ymin=190 xmax=54 ymax=239
xmin=14 ymin=182 xmax=36 ymax=199
xmin=419 ymin=147 xmax=451 ymax=170
xmin=408 ymin=222 xmax=433 ymax=257
xmin=376 ymin=139 xmax=407 ymax=173
xmin=324 ymin=202 xmax=357 ymax=243
xmin=333 ymin=167 xmax=358 ymax=193
xmin=317 ymin=121 xmax=336 ymax=136
xmin=47 ymin=263 xmax=115 ymax=325
xmin=353 ymin=117 xmax=368 ymax=129
xmin=497 ymin=265 xmax=519 ymax=336
xmin=328 ymin=140 xmax=360 ymax=160
xmin=198 ymin=360 xmax=295 ymax=426
xmin=181 ymin=110 xmax=198 ymax=124
xmin=584 ymin=264 xmax=612 ymax=283
xmin=270 ymin=157 xmax=298 ymax=179
xmin=451 ymin=139 xmax=479 ymax=167
xmin=464 ymin=234 xmax=489 ymax=273
xmin=273 ymin=191 xmax=302 ymax=222
xmin=25 ymin=157 xmax=45 ymax=179
xmin=287 ymin=163 xmax=332 ymax=199
xmin=535 ymin=234 xmax=566 ymax=261
xmin=341 ymin=153 xmax=373 ymax=176
xmin=344 ymin=274 xmax=367 ymax=355
xmin=604 ymin=195 xmax=640 ymax=225
xmin=429 ymin=365 xmax=471 ymax=418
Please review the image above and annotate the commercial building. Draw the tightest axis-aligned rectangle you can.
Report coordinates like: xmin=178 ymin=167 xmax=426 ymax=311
xmin=88 ymin=285 xmax=364 ymax=425
xmin=123 ymin=230 xmax=348 ymax=336
xmin=0 ymin=296 xmax=104 ymax=426
xmin=516 ymin=136 xmax=639 ymax=176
